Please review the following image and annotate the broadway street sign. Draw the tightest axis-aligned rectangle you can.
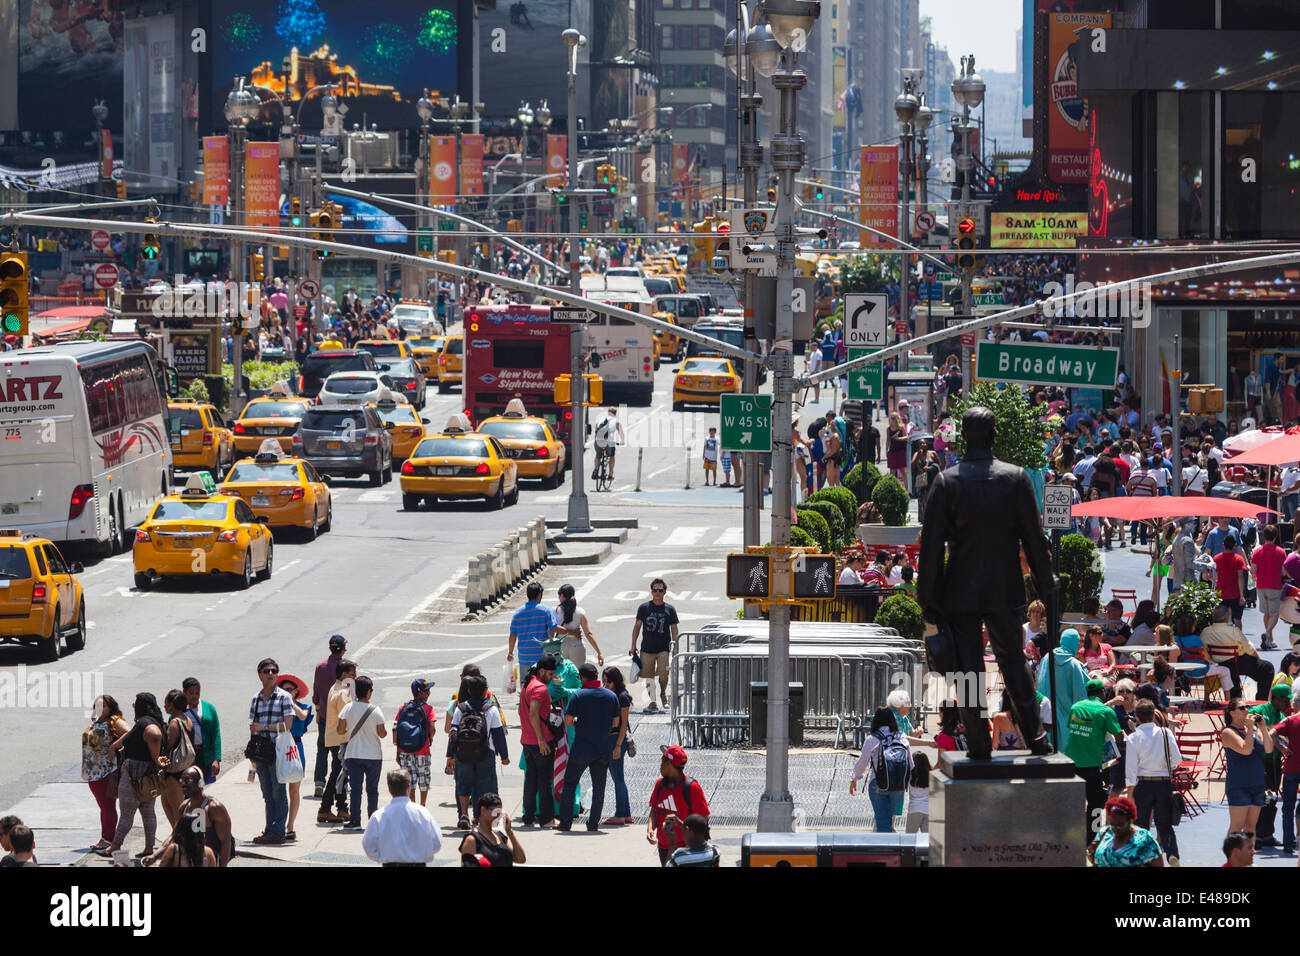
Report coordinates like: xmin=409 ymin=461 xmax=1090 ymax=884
xmin=975 ymin=341 xmax=1119 ymax=389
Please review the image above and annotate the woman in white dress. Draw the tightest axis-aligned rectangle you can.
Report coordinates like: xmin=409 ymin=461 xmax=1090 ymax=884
xmin=551 ymin=583 xmax=603 ymax=667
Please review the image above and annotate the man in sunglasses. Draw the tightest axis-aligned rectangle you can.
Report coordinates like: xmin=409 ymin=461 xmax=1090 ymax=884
xmin=631 ymin=579 xmax=679 ymax=713
xmin=249 ymin=657 xmax=295 ymax=845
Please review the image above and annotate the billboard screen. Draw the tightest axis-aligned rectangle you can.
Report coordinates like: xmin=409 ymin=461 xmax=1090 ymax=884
xmin=17 ymin=0 xmax=124 ymax=135
xmin=210 ymin=0 xmax=461 ymax=132
xmin=323 ymin=175 xmax=420 ymax=251
xmin=477 ymin=0 xmax=590 ymax=121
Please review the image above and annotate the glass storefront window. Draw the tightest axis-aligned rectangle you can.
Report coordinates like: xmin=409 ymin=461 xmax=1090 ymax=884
xmin=1223 ymin=93 xmax=1300 ymax=240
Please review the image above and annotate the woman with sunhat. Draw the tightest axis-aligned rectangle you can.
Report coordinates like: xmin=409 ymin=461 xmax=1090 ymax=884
xmin=277 ymin=672 xmax=313 ymax=842
xmin=1087 ymin=795 xmax=1164 ymax=867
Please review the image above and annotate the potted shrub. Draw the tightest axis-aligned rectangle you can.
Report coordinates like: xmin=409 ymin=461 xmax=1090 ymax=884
xmin=1160 ymin=581 xmax=1219 ymax=634
xmin=858 ymin=473 xmax=920 ymax=547
xmin=801 ymin=500 xmax=845 ymax=551
xmin=795 ymin=509 xmax=831 ymax=552
xmin=807 ymin=486 xmax=857 ymax=530
xmin=1059 ymin=533 xmax=1103 ymax=612
xmin=875 ymin=594 xmax=925 ymax=642
xmin=842 ymin=461 xmax=881 ymax=504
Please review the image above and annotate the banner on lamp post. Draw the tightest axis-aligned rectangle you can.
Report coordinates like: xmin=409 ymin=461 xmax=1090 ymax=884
xmin=100 ymin=129 xmax=114 ymax=180
xmin=202 ymin=137 xmax=229 ymax=206
xmin=428 ymin=136 xmax=458 ymax=206
xmin=243 ymin=142 xmax=279 ymax=231
xmin=859 ymin=145 xmax=898 ymax=247
xmin=460 ymin=134 xmax=485 ymax=196
xmin=673 ymin=144 xmax=689 ymax=179
xmin=545 ymin=134 xmax=567 ymax=188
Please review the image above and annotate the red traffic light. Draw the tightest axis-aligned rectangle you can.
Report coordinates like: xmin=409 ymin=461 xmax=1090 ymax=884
xmin=958 ymin=218 xmax=976 ymax=235
xmin=718 ymin=221 xmax=730 ymax=234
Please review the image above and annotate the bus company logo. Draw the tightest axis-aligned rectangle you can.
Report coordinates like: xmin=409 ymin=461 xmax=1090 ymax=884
xmin=478 ymin=373 xmax=497 ymax=385
xmin=493 ymin=369 xmax=548 ymax=388
xmin=742 ymin=210 xmax=769 ymax=237
xmin=97 ymin=421 xmax=164 ymax=468
xmin=3 ymin=375 xmax=63 ymax=402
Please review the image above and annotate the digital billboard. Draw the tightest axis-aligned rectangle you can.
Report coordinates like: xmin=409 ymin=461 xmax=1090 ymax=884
xmin=477 ymin=0 xmax=590 ymax=121
xmin=210 ymin=0 xmax=461 ymax=132
xmin=16 ymin=0 xmax=124 ymax=135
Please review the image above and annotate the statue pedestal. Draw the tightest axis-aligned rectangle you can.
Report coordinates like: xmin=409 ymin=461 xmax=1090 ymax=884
xmin=929 ymin=751 xmax=1086 ymax=866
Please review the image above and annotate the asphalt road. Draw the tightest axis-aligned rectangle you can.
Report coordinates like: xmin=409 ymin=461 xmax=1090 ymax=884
xmin=1 ymin=340 xmax=848 ymax=821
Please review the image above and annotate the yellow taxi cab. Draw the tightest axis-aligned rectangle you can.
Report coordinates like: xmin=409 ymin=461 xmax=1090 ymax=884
xmin=435 ymin=334 xmax=464 ymax=393
xmin=476 ymin=400 xmax=567 ymax=489
xmin=672 ymin=356 xmax=741 ymax=411
xmin=232 ymin=385 xmax=311 ymax=456
xmin=372 ymin=395 xmax=428 ymax=462
xmin=133 ymin=475 xmax=274 ymax=591
xmin=356 ymin=339 xmax=412 ymax=361
xmin=409 ymin=334 xmax=447 ymax=377
xmin=0 ymin=530 xmax=86 ymax=663
xmin=400 ymin=413 xmax=518 ymax=510
xmin=651 ymin=312 xmax=684 ymax=364
xmin=218 ymin=440 xmax=333 ymax=538
xmin=168 ymin=401 xmax=234 ymax=474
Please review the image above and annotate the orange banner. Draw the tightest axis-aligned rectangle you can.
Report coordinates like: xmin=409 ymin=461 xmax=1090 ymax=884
xmin=460 ymin=134 xmax=484 ymax=196
xmin=428 ymin=136 xmax=458 ymax=205
xmin=859 ymin=145 xmax=898 ymax=246
xmin=673 ymin=144 xmax=689 ymax=180
xmin=243 ymin=141 xmax=280 ymax=231
xmin=1048 ymin=12 xmax=1109 ymax=183
xmin=100 ymin=129 xmax=114 ymax=180
xmin=202 ymin=136 xmax=229 ymax=205
xmin=546 ymin=134 xmax=567 ymax=188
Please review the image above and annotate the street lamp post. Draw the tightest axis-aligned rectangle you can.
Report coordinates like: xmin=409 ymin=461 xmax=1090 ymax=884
xmin=894 ymin=79 xmax=918 ymax=364
xmin=224 ymin=77 xmax=261 ymax=421
xmin=563 ymin=28 xmax=592 ymax=535
xmin=755 ymin=0 xmax=819 ymax=835
xmin=516 ymin=101 xmax=535 ymax=232
xmin=915 ymin=95 xmax=932 ymax=222
xmin=725 ymin=10 xmax=780 ymax=581
xmin=952 ymin=55 xmax=985 ymax=390
xmin=92 ymin=101 xmax=109 ymax=197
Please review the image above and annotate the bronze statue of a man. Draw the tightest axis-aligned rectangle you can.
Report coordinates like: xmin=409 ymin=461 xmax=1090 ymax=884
xmin=917 ymin=405 xmax=1054 ymax=759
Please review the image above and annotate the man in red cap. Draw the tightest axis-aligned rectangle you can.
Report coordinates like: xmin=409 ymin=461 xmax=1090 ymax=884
xmin=647 ymin=745 xmax=708 ymax=866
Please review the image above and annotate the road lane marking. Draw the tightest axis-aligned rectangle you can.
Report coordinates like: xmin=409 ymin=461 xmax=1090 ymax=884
xmin=661 ymin=527 xmax=707 ymax=547
xmin=715 ymin=527 xmax=743 ymax=547
xmin=352 ymin=568 xmax=468 ymax=661
xmin=358 ymin=487 xmax=399 ymax=503
xmin=99 ymin=641 xmax=153 ymax=669
xmin=574 ymin=553 xmax=630 ymax=604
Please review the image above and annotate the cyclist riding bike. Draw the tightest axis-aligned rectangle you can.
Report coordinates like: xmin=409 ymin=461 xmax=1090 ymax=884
xmin=592 ymin=407 xmax=626 ymax=483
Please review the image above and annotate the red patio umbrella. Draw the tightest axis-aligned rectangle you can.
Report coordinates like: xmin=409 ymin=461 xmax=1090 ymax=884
xmin=1070 ymin=497 xmax=1277 ymax=520
xmin=1221 ymin=433 xmax=1300 ymax=468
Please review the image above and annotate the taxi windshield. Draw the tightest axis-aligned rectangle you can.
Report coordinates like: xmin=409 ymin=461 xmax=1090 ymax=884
xmin=242 ymin=401 xmax=307 ymax=419
xmin=479 ymin=421 xmax=547 ymax=441
xmin=376 ymin=406 xmax=419 ymax=424
xmin=415 ymin=437 xmax=488 ymax=457
xmin=684 ymin=359 xmax=732 ymax=374
xmin=151 ymin=500 xmax=230 ymax=521
xmin=226 ymin=463 xmax=300 ymax=482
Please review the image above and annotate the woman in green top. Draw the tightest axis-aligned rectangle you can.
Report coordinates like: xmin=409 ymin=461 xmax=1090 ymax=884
xmin=1147 ymin=522 xmax=1176 ymax=595
xmin=1087 ymin=796 xmax=1164 ymax=867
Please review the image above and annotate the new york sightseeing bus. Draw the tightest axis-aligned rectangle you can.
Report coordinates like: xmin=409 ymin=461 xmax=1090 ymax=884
xmin=0 ymin=341 xmax=174 ymax=554
xmin=462 ymin=304 xmax=575 ymax=446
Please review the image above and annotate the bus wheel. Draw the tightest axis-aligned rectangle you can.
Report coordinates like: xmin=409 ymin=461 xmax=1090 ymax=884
xmin=116 ymin=493 xmax=131 ymax=553
xmin=105 ymin=502 xmax=121 ymax=557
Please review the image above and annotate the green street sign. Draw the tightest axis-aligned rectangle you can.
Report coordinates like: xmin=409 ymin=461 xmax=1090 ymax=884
xmin=415 ymin=228 xmax=435 ymax=253
xmin=847 ymin=348 xmax=885 ymax=401
xmin=579 ymin=212 xmax=589 ymax=231
xmin=973 ymin=293 xmax=1005 ymax=307
xmin=720 ymin=394 xmax=771 ymax=452
xmin=975 ymin=342 xmax=1120 ymax=389
xmin=935 ymin=272 xmax=955 ymax=282
xmin=437 ymin=219 xmax=456 ymax=231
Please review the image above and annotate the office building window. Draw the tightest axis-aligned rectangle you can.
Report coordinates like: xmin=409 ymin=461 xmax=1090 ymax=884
xmin=1223 ymin=92 xmax=1300 ymax=240
xmin=661 ymin=25 xmax=674 ymax=48
xmin=1220 ymin=0 xmax=1300 ymax=28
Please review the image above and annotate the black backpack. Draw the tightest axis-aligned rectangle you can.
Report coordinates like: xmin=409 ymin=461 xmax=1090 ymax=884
xmin=455 ymin=701 xmax=491 ymax=763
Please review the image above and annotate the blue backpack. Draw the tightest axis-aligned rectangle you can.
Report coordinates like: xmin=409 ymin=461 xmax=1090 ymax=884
xmin=820 ymin=337 xmax=837 ymax=362
xmin=872 ymin=730 xmax=910 ymax=793
xmin=395 ymin=699 xmax=430 ymax=753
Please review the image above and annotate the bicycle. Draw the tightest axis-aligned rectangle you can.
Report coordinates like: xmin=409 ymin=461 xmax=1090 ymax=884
xmin=594 ymin=447 xmax=614 ymax=492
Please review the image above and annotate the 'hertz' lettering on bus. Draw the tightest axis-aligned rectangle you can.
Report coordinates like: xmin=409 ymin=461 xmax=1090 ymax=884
xmin=4 ymin=376 xmax=64 ymax=403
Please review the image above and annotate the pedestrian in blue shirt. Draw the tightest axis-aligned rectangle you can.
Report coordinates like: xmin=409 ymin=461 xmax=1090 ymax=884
xmin=557 ymin=663 xmax=621 ymax=832
xmin=508 ymin=582 xmax=552 ymax=678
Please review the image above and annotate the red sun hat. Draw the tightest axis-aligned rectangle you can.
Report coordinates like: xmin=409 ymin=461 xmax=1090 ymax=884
xmin=276 ymin=673 xmax=309 ymax=700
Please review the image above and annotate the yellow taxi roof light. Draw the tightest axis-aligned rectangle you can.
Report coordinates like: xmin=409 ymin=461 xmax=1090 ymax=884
xmin=444 ymin=413 xmax=473 ymax=434
xmin=375 ymin=387 xmax=399 ymax=406
xmin=503 ymin=398 xmax=528 ymax=418
xmin=181 ymin=475 xmax=210 ymax=496
xmin=255 ymin=439 xmax=285 ymax=460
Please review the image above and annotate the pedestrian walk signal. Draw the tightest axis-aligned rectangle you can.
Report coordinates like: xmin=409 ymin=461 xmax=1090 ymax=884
xmin=791 ymin=553 xmax=837 ymax=599
xmin=726 ymin=553 xmax=772 ymax=600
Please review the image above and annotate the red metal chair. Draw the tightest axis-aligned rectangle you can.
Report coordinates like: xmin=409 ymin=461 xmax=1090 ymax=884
xmin=1111 ymin=588 xmax=1139 ymax=622
xmin=1173 ymin=730 xmax=1219 ymax=815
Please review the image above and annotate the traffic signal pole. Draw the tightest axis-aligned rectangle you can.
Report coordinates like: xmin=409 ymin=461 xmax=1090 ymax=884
xmin=563 ymin=28 xmax=592 ymax=534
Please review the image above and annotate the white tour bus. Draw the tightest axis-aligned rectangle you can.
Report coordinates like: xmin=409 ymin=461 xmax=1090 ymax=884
xmin=0 ymin=341 xmax=175 ymax=554
xmin=578 ymin=274 xmax=656 ymax=406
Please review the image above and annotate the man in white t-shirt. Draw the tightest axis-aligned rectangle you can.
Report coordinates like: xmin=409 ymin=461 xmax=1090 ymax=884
xmin=592 ymin=407 xmax=625 ymax=481
xmin=1182 ymin=457 xmax=1209 ymax=495
xmin=337 ymin=676 xmax=387 ymax=831
xmin=1281 ymin=462 xmax=1300 ymax=522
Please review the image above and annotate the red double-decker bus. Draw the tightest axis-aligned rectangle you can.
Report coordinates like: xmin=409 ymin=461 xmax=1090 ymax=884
xmin=462 ymin=304 xmax=576 ymax=446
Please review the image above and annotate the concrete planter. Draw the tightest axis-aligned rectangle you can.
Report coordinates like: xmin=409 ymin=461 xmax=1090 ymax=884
xmin=858 ymin=524 xmax=923 ymax=549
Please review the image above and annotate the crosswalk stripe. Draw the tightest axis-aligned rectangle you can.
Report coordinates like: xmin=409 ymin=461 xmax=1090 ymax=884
xmin=357 ymin=487 xmax=399 ymax=503
xmin=715 ymin=527 xmax=743 ymax=547
xmin=660 ymin=526 xmax=708 ymax=547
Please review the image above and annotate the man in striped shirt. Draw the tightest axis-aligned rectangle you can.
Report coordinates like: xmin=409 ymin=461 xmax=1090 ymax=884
xmin=508 ymin=582 xmax=552 ymax=676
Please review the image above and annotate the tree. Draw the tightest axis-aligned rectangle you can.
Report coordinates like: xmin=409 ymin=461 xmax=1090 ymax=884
xmin=839 ymin=254 xmax=894 ymax=293
xmin=950 ymin=381 xmax=1047 ymax=471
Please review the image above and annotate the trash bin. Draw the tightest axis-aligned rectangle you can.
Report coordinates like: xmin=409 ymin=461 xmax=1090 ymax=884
xmin=750 ymin=682 xmax=805 ymax=746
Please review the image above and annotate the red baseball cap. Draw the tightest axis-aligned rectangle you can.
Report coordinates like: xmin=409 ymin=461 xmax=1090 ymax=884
xmin=661 ymin=744 xmax=688 ymax=768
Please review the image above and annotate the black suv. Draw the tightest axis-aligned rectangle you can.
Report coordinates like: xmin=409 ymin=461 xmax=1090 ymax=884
xmin=372 ymin=357 xmax=427 ymax=410
xmin=297 ymin=350 xmax=379 ymax=399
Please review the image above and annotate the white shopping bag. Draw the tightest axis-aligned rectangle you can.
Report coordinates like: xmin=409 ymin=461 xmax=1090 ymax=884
xmin=275 ymin=731 xmax=304 ymax=784
xmin=503 ymin=661 xmax=518 ymax=694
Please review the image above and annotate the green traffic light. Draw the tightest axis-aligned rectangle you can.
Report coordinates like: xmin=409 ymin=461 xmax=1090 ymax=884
xmin=291 ymin=215 xmax=302 ymax=227
xmin=2 ymin=313 xmax=20 ymax=333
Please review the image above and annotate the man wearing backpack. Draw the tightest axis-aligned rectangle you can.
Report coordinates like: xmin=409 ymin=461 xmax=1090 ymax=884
xmin=445 ymin=675 xmax=509 ymax=830
xmin=393 ymin=679 xmax=436 ymax=807
xmin=647 ymin=745 xmax=709 ymax=866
